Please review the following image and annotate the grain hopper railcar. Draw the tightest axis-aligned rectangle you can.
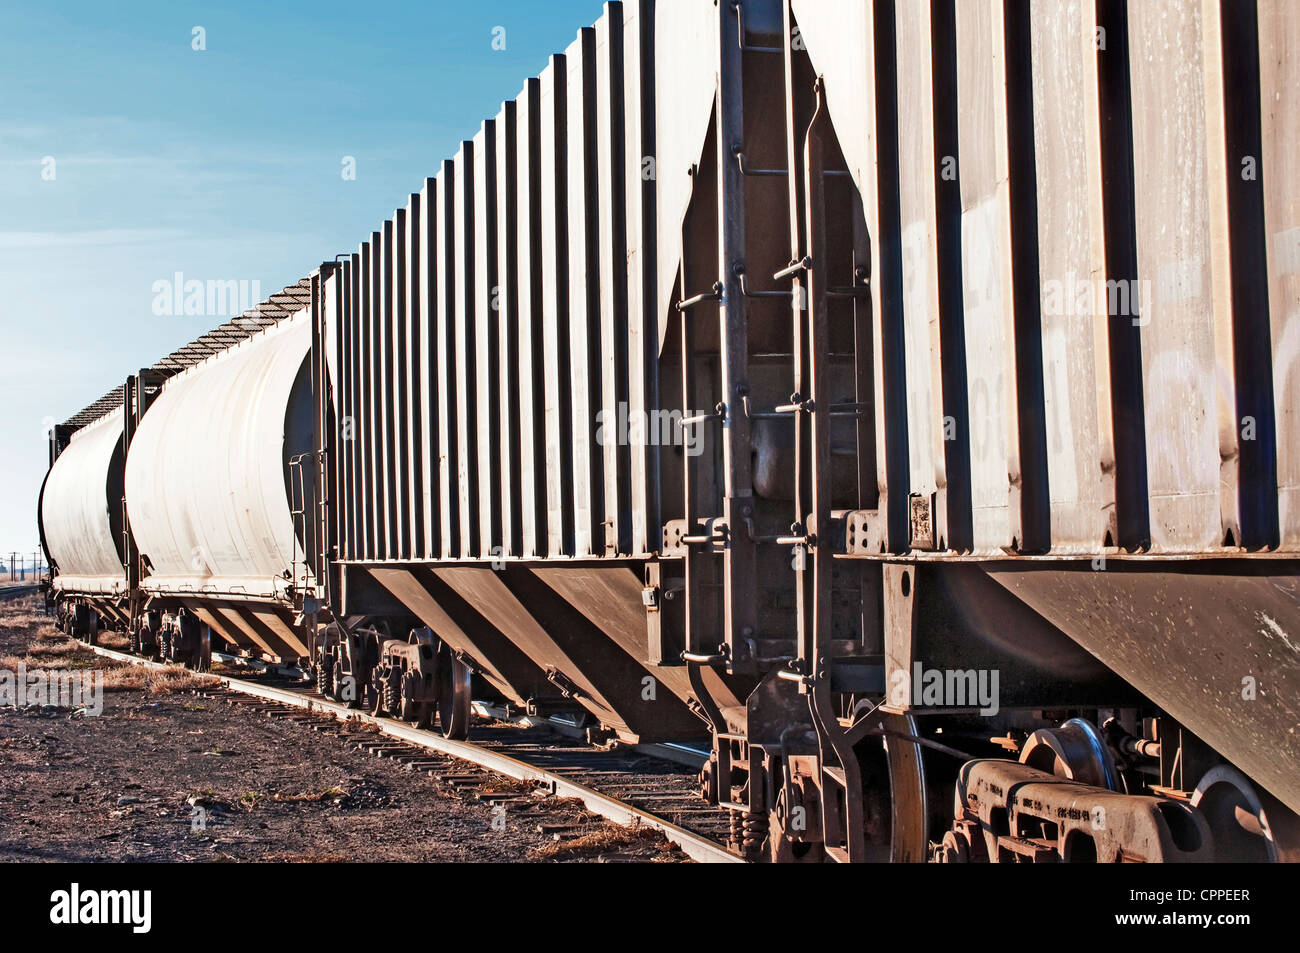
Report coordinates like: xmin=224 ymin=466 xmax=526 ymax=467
xmin=40 ymin=407 xmax=130 ymax=639
xmin=40 ymin=0 xmax=1300 ymax=863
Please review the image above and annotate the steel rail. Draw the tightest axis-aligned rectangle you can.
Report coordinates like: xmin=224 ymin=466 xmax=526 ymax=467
xmin=88 ymin=644 xmax=742 ymax=864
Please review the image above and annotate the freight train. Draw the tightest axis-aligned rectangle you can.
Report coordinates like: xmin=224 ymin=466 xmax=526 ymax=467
xmin=38 ymin=0 xmax=1300 ymax=862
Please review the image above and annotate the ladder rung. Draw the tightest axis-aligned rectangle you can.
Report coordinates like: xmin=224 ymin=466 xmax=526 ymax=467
xmin=734 ymin=151 xmax=788 ymax=178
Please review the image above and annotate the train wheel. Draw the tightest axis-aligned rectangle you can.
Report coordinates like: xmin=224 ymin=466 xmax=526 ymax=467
xmin=850 ymin=710 xmax=929 ymax=863
xmin=437 ymin=645 xmax=471 ymax=740
xmin=1192 ymin=765 xmax=1300 ymax=862
xmin=1019 ymin=718 xmax=1121 ymax=791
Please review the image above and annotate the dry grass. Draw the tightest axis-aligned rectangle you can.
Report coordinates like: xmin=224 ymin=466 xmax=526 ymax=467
xmin=0 ymin=652 xmax=93 ymax=672
xmin=339 ymin=718 xmax=381 ymax=735
xmin=97 ymin=631 xmax=130 ymax=650
xmin=0 ymin=597 xmax=220 ymax=695
xmin=479 ymin=776 xmax=540 ymax=796
xmin=0 ymin=601 xmax=51 ymax=633
xmin=98 ymin=665 xmax=219 ymax=694
xmin=531 ymin=821 xmax=672 ymax=860
xmin=27 ymin=637 xmax=84 ymax=659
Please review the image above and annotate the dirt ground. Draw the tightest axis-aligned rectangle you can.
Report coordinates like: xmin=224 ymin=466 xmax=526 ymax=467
xmin=0 ymin=595 xmax=682 ymax=863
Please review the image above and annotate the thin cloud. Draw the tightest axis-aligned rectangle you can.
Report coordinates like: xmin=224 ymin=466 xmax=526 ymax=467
xmin=0 ymin=229 xmax=187 ymax=249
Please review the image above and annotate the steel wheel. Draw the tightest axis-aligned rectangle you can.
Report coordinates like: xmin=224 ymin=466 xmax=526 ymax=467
xmin=852 ymin=710 xmax=929 ymax=863
xmin=1192 ymin=765 xmax=1300 ymax=862
xmin=437 ymin=645 xmax=472 ymax=740
xmin=1020 ymin=718 xmax=1121 ymax=791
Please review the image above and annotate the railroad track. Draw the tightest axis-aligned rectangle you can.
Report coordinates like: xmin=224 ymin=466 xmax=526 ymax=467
xmin=87 ymin=643 xmax=741 ymax=863
xmin=0 ymin=586 xmax=38 ymax=602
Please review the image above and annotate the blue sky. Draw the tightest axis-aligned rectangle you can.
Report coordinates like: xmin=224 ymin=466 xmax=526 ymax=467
xmin=0 ymin=0 xmax=606 ymax=550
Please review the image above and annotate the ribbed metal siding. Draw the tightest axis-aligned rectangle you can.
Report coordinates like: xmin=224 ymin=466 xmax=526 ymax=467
xmin=1258 ymin=0 xmax=1300 ymax=550
xmin=332 ymin=0 xmax=657 ymax=564
xmin=473 ymin=124 xmax=500 ymax=561
xmin=516 ymin=78 xmax=549 ymax=558
xmin=794 ymin=0 xmax=1300 ymax=556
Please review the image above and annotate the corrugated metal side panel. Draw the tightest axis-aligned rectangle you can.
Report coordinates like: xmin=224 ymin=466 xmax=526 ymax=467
xmin=332 ymin=2 xmax=657 ymax=565
xmin=381 ymin=217 xmax=400 ymax=558
xmin=623 ymin=0 xmax=656 ymax=555
xmin=566 ymin=29 xmax=603 ymax=557
xmin=597 ymin=9 xmax=631 ymax=556
xmin=540 ymin=55 xmax=575 ymax=556
xmin=1028 ymin=0 xmax=1113 ymax=553
xmin=338 ymin=254 xmax=351 ymax=561
xmin=473 ymin=124 xmax=501 ymax=561
xmin=392 ymin=205 xmax=414 ymax=559
xmin=653 ymin=0 xmax=717 ymax=351
xmin=324 ymin=269 xmax=340 ymax=419
xmin=789 ymin=0 xmax=907 ymax=548
xmin=1258 ymin=0 xmax=1300 ymax=548
xmin=453 ymin=140 xmax=480 ymax=558
xmin=363 ymin=234 xmax=380 ymax=560
xmin=795 ymin=0 xmax=1297 ymax=556
xmin=515 ymin=79 xmax=548 ymax=557
xmin=1128 ymin=1 xmax=1221 ymax=552
xmin=495 ymin=106 xmax=522 ymax=558
xmin=404 ymin=191 xmax=426 ymax=559
xmin=417 ymin=180 xmax=439 ymax=559
xmin=351 ymin=251 xmax=367 ymax=560
xmin=893 ymin=0 xmax=945 ymax=529
xmin=323 ymin=266 xmax=343 ymax=559
xmin=955 ymin=0 xmax=1024 ymax=554
xmin=436 ymin=162 xmax=459 ymax=558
